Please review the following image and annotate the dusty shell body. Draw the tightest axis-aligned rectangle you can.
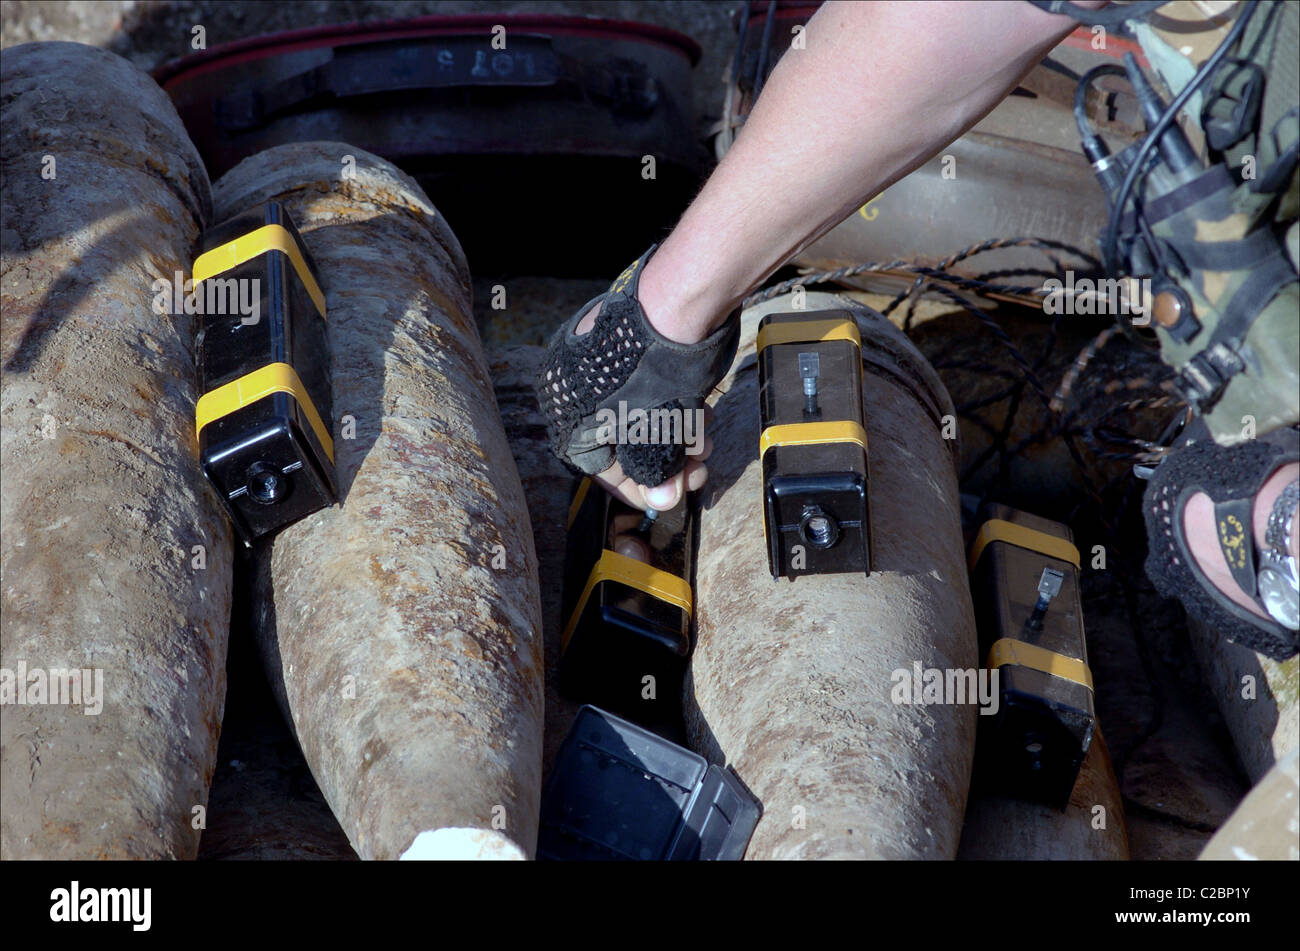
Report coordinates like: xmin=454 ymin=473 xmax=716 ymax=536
xmin=215 ymin=142 xmax=544 ymax=860
xmin=1188 ymin=618 xmax=1299 ymax=783
xmin=1200 ymin=749 xmax=1299 ymax=861
xmin=958 ymin=732 xmax=1129 ymax=859
xmin=0 ymin=43 xmax=231 ymax=859
xmin=487 ymin=344 xmax=586 ymax=776
xmin=195 ymin=628 xmax=358 ymax=861
xmin=685 ymin=291 xmax=977 ymax=859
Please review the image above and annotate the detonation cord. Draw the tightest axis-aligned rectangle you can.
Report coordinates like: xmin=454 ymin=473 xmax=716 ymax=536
xmin=746 ymin=235 xmax=1184 ymax=472
xmin=746 ymin=236 xmax=1096 ymax=310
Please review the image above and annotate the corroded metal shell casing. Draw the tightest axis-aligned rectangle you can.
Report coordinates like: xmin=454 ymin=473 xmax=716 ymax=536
xmin=686 ymin=291 xmax=977 ymax=859
xmin=958 ymin=732 xmax=1129 ymax=859
xmin=487 ymin=344 xmax=585 ymax=775
xmin=1200 ymin=748 xmax=1299 ymax=861
xmin=215 ymin=142 xmax=544 ymax=860
xmin=1 ymin=43 xmax=232 ymax=859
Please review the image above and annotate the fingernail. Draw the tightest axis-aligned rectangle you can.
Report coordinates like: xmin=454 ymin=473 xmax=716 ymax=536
xmin=646 ymin=483 xmax=678 ymax=509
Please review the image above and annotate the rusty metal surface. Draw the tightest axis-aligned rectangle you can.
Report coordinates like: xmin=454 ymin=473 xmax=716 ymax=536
xmin=212 ymin=142 xmax=544 ymax=860
xmin=196 ymin=605 xmax=358 ymax=861
xmin=1 ymin=42 xmax=231 ymax=859
xmin=685 ymin=291 xmax=977 ymax=859
xmin=799 ymin=131 xmax=1110 ymax=290
xmin=1097 ymin=590 xmax=1248 ymax=860
xmin=1188 ymin=617 xmax=1299 ymax=785
xmin=958 ymin=731 xmax=1129 ymax=860
xmin=486 ymin=344 xmax=585 ymax=779
xmin=1199 ymin=748 xmax=1300 ymax=861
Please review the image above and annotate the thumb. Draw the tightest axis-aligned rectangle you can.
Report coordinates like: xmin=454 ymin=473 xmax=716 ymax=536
xmin=643 ymin=471 xmax=684 ymax=511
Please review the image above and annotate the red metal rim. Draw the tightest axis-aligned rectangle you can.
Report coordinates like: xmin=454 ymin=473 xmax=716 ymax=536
xmin=153 ymin=13 xmax=703 ymax=88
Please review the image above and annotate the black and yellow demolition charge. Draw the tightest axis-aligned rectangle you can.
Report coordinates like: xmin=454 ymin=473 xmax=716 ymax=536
xmin=193 ymin=202 xmax=336 ymax=544
xmin=560 ymin=478 xmax=695 ymax=726
xmin=758 ymin=310 xmax=871 ymax=579
xmin=968 ymin=504 xmax=1096 ymax=809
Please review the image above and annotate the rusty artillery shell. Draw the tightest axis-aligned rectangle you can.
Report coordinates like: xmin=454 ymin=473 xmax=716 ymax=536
xmin=214 ymin=142 xmax=544 ymax=860
xmin=1 ymin=43 xmax=232 ymax=859
xmin=1200 ymin=748 xmax=1299 ymax=861
xmin=958 ymin=731 xmax=1129 ymax=859
xmin=684 ymin=292 xmax=978 ymax=859
xmin=487 ymin=344 xmax=586 ymax=776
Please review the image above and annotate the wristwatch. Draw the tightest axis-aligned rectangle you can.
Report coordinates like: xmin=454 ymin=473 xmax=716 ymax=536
xmin=1258 ymin=479 xmax=1299 ymax=630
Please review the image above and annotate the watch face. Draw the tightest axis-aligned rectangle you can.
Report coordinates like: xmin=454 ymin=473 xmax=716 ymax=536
xmin=1259 ymin=567 xmax=1300 ymax=630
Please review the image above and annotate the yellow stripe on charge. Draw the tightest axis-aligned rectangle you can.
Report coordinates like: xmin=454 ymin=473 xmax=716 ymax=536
xmin=968 ymin=518 xmax=1080 ymax=573
xmin=193 ymin=224 xmax=327 ymax=320
xmin=756 ymin=317 xmax=861 ymax=353
xmin=195 ymin=362 xmax=334 ymax=462
xmin=566 ymin=477 xmax=592 ymax=531
xmin=759 ymin=420 xmax=868 ymax=460
xmin=560 ymin=549 xmax=693 ymax=653
xmin=987 ymin=637 xmax=1094 ymax=692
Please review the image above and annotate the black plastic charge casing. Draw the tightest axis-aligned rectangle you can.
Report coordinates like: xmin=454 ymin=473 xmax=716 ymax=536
xmin=559 ymin=479 xmax=695 ymax=728
xmin=758 ymin=311 xmax=871 ymax=579
xmin=195 ymin=202 xmax=336 ymax=545
xmin=969 ymin=503 xmax=1096 ymax=810
xmin=539 ymin=706 xmax=761 ymax=861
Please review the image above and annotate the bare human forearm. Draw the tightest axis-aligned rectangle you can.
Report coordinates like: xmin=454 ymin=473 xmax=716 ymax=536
xmin=635 ymin=0 xmax=1102 ymax=344
xmin=576 ymin=0 xmax=1102 ymax=510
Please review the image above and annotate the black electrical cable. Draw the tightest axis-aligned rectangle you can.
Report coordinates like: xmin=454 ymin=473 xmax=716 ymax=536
xmin=1101 ymin=0 xmax=1261 ymax=272
xmin=1074 ymin=62 xmax=1128 ymax=140
xmin=1072 ymin=65 xmax=1171 ymax=303
xmin=1027 ymin=0 xmax=1166 ymax=29
xmin=1040 ymin=56 xmax=1083 ymax=84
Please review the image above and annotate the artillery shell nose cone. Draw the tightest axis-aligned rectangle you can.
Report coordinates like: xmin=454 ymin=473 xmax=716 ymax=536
xmin=399 ymin=828 xmax=528 ymax=861
xmin=219 ymin=143 xmax=544 ymax=862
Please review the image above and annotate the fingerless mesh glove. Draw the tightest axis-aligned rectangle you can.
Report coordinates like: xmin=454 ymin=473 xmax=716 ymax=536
xmin=536 ymin=244 xmax=740 ymax=487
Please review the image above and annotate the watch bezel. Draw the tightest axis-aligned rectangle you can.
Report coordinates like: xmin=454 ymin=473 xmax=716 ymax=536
xmin=1258 ymin=563 xmax=1299 ymax=629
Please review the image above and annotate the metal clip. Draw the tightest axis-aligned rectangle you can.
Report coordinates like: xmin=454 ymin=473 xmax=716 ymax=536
xmin=1024 ymin=566 xmax=1066 ymax=636
xmin=799 ymin=351 xmax=820 ymax=415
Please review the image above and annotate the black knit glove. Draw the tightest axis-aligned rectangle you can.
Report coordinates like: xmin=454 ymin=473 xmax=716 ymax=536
xmin=536 ymin=244 xmax=740 ymax=487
